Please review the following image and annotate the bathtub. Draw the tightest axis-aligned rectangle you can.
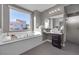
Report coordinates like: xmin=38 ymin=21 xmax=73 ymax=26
xmin=0 ymin=31 xmax=42 ymax=45
xmin=0 ymin=31 xmax=43 ymax=55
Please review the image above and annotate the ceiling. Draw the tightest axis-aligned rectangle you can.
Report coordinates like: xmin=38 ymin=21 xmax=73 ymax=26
xmin=17 ymin=4 xmax=56 ymax=12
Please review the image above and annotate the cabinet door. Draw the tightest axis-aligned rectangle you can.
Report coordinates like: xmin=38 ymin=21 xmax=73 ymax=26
xmin=52 ymin=34 xmax=62 ymax=49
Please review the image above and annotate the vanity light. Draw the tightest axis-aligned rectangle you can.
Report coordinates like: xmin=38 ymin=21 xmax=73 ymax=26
xmin=57 ymin=8 xmax=60 ymax=11
xmin=54 ymin=10 xmax=57 ymax=12
xmin=49 ymin=12 xmax=52 ymax=14
xmin=51 ymin=11 xmax=54 ymax=13
xmin=49 ymin=8 xmax=60 ymax=14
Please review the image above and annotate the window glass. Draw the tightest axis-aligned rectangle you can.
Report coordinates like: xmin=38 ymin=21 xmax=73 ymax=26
xmin=9 ymin=8 xmax=31 ymax=31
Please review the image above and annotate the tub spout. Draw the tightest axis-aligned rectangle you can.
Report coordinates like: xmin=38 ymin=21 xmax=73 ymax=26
xmin=27 ymin=34 xmax=28 ymax=37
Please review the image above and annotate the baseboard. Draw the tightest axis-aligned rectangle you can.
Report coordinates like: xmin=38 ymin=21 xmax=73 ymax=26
xmin=46 ymin=39 xmax=52 ymax=43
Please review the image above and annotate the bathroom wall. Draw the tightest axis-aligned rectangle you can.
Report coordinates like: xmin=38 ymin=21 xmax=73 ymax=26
xmin=41 ymin=4 xmax=69 ymax=27
xmin=0 ymin=4 xmax=2 ymax=29
xmin=65 ymin=4 xmax=79 ymax=14
xmin=33 ymin=10 xmax=42 ymax=32
xmin=2 ymin=4 xmax=9 ymax=32
xmin=1 ymin=4 xmax=69 ymax=33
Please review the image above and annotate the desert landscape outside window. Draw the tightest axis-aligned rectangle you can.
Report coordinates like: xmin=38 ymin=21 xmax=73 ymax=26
xmin=9 ymin=8 xmax=31 ymax=32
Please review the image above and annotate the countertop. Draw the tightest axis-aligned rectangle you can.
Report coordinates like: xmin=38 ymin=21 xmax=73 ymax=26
xmin=43 ymin=31 xmax=63 ymax=35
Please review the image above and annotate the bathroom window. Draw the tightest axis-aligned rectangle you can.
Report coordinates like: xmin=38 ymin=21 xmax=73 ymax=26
xmin=9 ymin=7 xmax=31 ymax=32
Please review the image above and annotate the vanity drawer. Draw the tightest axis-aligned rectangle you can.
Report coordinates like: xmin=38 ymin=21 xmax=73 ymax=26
xmin=52 ymin=34 xmax=62 ymax=49
xmin=52 ymin=34 xmax=61 ymax=40
xmin=52 ymin=40 xmax=61 ymax=44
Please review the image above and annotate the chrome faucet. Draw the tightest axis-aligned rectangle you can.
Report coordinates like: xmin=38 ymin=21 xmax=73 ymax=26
xmin=27 ymin=33 xmax=28 ymax=37
xmin=6 ymin=32 xmax=9 ymax=36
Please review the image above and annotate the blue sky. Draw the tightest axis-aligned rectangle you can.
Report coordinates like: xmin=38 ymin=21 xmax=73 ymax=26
xmin=10 ymin=9 xmax=31 ymax=24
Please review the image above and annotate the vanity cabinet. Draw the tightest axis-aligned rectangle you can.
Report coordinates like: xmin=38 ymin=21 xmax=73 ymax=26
xmin=42 ymin=30 xmax=63 ymax=49
xmin=52 ymin=34 xmax=63 ymax=49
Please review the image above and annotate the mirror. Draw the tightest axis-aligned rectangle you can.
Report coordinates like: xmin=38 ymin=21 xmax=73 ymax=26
xmin=53 ymin=17 xmax=64 ymax=30
xmin=44 ymin=14 xmax=64 ymax=33
xmin=0 ymin=17 xmax=2 ymax=33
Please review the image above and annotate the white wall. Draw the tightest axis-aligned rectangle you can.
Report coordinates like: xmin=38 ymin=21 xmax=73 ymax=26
xmin=2 ymin=4 xmax=9 ymax=32
xmin=0 ymin=4 xmax=2 ymax=29
xmin=66 ymin=4 xmax=79 ymax=14
xmin=41 ymin=4 xmax=66 ymax=28
xmin=33 ymin=10 xmax=42 ymax=32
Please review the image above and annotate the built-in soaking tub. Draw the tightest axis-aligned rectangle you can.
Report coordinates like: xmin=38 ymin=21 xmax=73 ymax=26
xmin=0 ymin=31 xmax=43 ymax=55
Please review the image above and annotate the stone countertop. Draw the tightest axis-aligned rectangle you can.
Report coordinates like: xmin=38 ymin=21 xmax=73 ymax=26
xmin=43 ymin=31 xmax=63 ymax=35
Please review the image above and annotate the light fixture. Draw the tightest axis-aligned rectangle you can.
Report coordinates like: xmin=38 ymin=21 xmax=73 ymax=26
xmin=54 ymin=10 xmax=57 ymax=12
xmin=49 ymin=12 xmax=52 ymax=14
xmin=51 ymin=11 xmax=54 ymax=13
xmin=57 ymin=8 xmax=60 ymax=11
xmin=49 ymin=8 xmax=60 ymax=14
xmin=55 ymin=10 xmax=57 ymax=12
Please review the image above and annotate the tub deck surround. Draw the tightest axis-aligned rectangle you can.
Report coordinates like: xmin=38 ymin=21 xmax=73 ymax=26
xmin=0 ymin=31 xmax=43 ymax=55
xmin=0 ymin=31 xmax=42 ymax=46
xmin=0 ymin=35 xmax=43 ymax=55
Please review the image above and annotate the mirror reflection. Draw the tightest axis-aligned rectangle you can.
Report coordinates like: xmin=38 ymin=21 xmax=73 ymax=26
xmin=44 ymin=15 xmax=64 ymax=34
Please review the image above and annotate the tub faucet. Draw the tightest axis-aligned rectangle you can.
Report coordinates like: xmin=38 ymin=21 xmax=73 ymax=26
xmin=27 ymin=34 xmax=28 ymax=37
xmin=6 ymin=32 xmax=9 ymax=36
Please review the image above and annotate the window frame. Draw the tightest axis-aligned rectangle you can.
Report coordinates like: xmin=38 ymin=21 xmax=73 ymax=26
xmin=8 ymin=5 xmax=32 ymax=32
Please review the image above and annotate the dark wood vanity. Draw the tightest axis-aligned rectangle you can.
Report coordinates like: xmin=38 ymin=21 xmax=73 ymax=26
xmin=52 ymin=34 xmax=63 ymax=49
xmin=42 ymin=31 xmax=63 ymax=49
